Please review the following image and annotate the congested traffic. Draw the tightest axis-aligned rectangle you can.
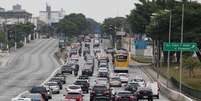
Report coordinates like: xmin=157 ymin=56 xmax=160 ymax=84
xmin=12 ymin=34 xmax=160 ymax=101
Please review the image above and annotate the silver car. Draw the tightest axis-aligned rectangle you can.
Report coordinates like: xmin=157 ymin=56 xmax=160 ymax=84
xmin=45 ymin=82 xmax=60 ymax=94
xmin=110 ymin=77 xmax=122 ymax=87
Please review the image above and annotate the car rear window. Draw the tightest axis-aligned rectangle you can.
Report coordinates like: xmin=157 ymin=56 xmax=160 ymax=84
xmin=93 ymin=86 xmax=107 ymax=91
xmin=117 ymin=92 xmax=132 ymax=96
xmin=75 ymin=81 xmax=87 ymax=85
xmin=69 ymin=86 xmax=80 ymax=89
xmin=111 ymin=77 xmax=120 ymax=81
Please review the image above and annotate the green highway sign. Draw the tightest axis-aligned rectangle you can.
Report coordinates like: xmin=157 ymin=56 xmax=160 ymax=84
xmin=163 ymin=42 xmax=198 ymax=52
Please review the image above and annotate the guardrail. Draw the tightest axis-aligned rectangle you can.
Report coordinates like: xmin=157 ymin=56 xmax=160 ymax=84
xmin=140 ymin=66 xmax=193 ymax=101
xmin=170 ymin=77 xmax=201 ymax=100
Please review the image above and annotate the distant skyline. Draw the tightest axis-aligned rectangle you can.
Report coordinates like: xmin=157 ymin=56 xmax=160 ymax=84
xmin=0 ymin=0 xmax=139 ymax=23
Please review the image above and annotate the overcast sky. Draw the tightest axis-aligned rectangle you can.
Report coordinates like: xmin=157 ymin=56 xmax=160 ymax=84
xmin=0 ymin=0 xmax=139 ymax=23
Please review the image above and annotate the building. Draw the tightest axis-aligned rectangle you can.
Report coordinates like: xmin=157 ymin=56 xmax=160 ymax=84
xmin=39 ymin=4 xmax=65 ymax=24
xmin=0 ymin=4 xmax=32 ymax=25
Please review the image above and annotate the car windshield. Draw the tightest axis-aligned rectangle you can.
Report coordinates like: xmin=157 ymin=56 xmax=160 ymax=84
xmin=69 ymin=86 xmax=80 ymax=89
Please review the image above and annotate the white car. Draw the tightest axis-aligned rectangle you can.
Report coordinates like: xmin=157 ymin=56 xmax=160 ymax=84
xmin=66 ymin=85 xmax=82 ymax=94
xmin=98 ymin=67 xmax=108 ymax=72
xmin=118 ymin=73 xmax=129 ymax=83
xmin=45 ymin=82 xmax=60 ymax=94
xmin=70 ymin=55 xmax=79 ymax=62
xmin=130 ymin=78 xmax=146 ymax=87
xmin=110 ymin=76 xmax=122 ymax=87
xmin=95 ymin=77 xmax=108 ymax=84
xmin=147 ymin=82 xmax=160 ymax=99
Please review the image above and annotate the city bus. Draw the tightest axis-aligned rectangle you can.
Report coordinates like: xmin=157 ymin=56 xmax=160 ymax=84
xmin=113 ymin=49 xmax=129 ymax=73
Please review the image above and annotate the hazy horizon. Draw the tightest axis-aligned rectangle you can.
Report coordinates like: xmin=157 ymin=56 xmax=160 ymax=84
xmin=0 ymin=0 xmax=139 ymax=23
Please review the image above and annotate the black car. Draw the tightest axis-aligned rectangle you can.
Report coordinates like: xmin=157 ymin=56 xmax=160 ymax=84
xmin=114 ymin=91 xmax=137 ymax=101
xmin=51 ymin=77 xmax=66 ymax=84
xmin=78 ymin=75 xmax=89 ymax=80
xmin=61 ymin=64 xmax=74 ymax=74
xmin=54 ymin=73 xmax=66 ymax=83
xmin=29 ymin=86 xmax=50 ymax=99
xmin=82 ymin=63 xmax=93 ymax=76
xmin=125 ymin=82 xmax=139 ymax=93
xmin=74 ymin=79 xmax=90 ymax=93
xmin=49 ymin=78 xmax=63 ymax=89
xmin=90 ymin=84 xmax=111 ymax=101
xmin=82 ymin=68 xmax=93 ymax=76
xmin=98 ymin=71 xmax=109 ymax=78
xmin=135 ymin=87 xmax=153 ymax=101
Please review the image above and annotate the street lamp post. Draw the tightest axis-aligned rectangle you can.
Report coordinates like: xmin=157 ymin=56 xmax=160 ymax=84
xmin=151 ymin=13 xmax=160 ymax=80
xmin=180 ymin=3 xmax=185 ymax=95
xmin=164 ymin=9 xmax=172 ymax=87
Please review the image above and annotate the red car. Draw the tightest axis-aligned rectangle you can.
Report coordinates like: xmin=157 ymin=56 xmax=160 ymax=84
xmin=65 ymin=92 xmax=84 ymax=101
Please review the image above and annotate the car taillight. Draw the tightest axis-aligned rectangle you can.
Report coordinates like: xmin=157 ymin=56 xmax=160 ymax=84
xmin=117 ymin=96 xmax=121 ymax=99
xmin=104 ymin=91 xmax=109 ymax=94
xmin=91 ymin=91 xmax=95 ymax=94
xmin=130 ymin=96 xmax=135 ymax=99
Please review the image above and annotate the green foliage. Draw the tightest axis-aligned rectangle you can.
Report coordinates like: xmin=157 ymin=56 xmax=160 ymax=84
xmin=183 ymin=57 xmax=201 ymax=77
xmin=146 ymin=1 xmax=201 ymax=41
xmin=56 ymin=13 xmax=97 ymax=36
xmin=101 ymin=17 xmax=129 ymax=35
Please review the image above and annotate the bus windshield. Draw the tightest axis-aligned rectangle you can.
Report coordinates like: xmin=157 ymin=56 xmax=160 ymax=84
xmin=116 ymin=55 xmax=127 ymax=61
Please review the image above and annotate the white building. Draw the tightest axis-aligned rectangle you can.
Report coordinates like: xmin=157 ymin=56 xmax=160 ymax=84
xmin=0 ymin=4 xmax=32 ymax=25
xmin=39 ymin=4 xmax=65 ymax=24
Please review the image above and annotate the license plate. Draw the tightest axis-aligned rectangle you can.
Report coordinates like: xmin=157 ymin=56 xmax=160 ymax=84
xmin=67 ymin=99 xmax=76 ymax=101
xmin=143 ymin=96 xmax=148 ymax=98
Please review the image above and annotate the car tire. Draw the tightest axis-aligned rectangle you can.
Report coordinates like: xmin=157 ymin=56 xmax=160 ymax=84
xmin=48 ymin=96 xmax=52 ymax=99
xmin=148 ymin=98 xmax=153 ymax=101
xmin=90 ymin=97 xmax=93 ymax=101
xmin=157 ymin=95 xmax=159 ymax=99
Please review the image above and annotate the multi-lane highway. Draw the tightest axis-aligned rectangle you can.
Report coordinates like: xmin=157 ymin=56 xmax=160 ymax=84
xmin=0 ymin=38 xmax=59 ymax=101
xmin=1 ymin=37 xmax=171 ymax=101
xmin=49 ymin=38 xmax=170 ymax=101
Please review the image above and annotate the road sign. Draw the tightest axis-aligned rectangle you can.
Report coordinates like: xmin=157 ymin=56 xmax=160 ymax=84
xmin=163 ymin=42 xmax=198 ymax=52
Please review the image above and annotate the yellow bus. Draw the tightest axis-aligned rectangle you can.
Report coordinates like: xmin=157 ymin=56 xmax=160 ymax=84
xmin=114 ymin=49 xmax=129 ymax=73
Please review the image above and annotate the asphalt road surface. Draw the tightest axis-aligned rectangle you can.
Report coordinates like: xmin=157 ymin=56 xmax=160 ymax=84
xmin=0 ymin=38 xmax=59 ymax=101
xmin=49 ymin=39 xmax=171 ymax=101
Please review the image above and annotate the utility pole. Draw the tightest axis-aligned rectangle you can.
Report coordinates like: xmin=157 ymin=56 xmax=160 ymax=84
xmin=180 ymin=3 xmax=185 ymax=95
xmin=167 ymin=10 xmax=172 ymax=87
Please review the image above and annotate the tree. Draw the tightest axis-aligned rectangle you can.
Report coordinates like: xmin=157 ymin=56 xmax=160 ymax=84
xmin=146 ymin=1 xmax=201 ymax=62
xmin=84 ymin=18 xmax=101 ymax=34
xmin=56 ymin=13 xmax=88 ymax=36
xmin=101 ymin=17 xmax=128 ymax=35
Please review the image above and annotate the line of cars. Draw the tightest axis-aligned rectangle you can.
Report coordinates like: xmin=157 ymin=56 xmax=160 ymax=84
xmin=63 ymin=35 xmax=98 ymax=101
